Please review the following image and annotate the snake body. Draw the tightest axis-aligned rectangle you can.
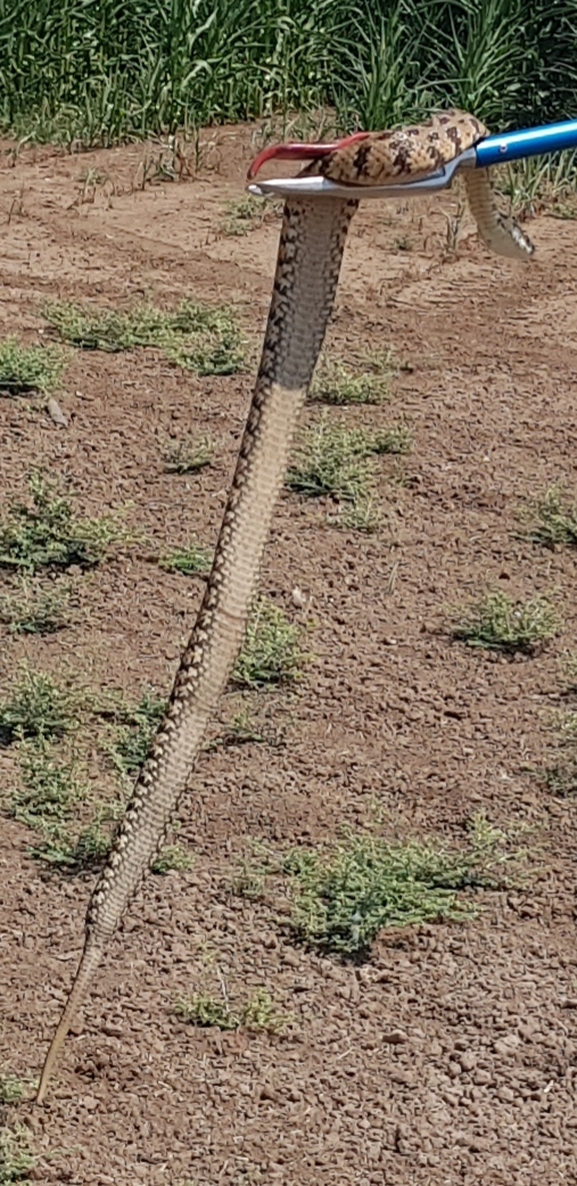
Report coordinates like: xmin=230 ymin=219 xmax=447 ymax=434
xmin=36 ymin=110 xmax=531 ymax=1102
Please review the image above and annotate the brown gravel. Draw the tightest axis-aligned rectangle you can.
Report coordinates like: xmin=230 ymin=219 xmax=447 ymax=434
xmin=1 ymin=125 xmax=577 ymax=1185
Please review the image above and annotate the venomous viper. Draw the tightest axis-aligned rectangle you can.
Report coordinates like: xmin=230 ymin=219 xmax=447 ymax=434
xmin=36 ymin=109 xmax=533 ymax=1102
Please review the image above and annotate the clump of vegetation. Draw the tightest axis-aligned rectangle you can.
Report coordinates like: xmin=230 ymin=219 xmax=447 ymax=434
xmin=336 ymin=495 xmax=383 ymax=533
xmin=152 ymin=843 xmax=192 ymax=875
xmin=310 ymin=350 xmax=395 ymax=406
xmin=284 ymin=818 xmax=521 ymax=958
xmin=28 ymin=807 xmax=117 ymax=872
xmin=43 ymin=299 xmax=245 ymax=376
xmin=517 ymin=485 xmax=577 ymax=548
xmin=0 ymin=667 xmax=79 ymax=745
xmin=7 ymin=738 xmax=117 ymax=872
xmin=161 ymin=433 xmax=214 ymax=474
xmin=0 ymin=1123 xmax=35 ymax=1185
xmin=371 ymin=425 xmax=412 ymax=455
xmin=287 ymin=420 xmax=410 ymax=502
xmin=287 ymin=422 xmax=371 ymax=501
xmin=542 ymin=759 xmax=577 ymax=798
xmin=0 ymin=1073 xmax=25 ymax=1106
xmin=2 ymin=0 xmax=573 ymax=158
xmin=232 ymin=839 xmax=275 ymax=900
xmin=159 ymin=540 xmax=212 ymax=576
xmin=497 ymin=153 xmax=577 ymax=221
xmin=451 ymin=590 xmax=560 ymax=653
xmin=0 ymin=576 xmax=71 ymax=634
xmin=232 ymin=597 xmax=305 ymax=688
xmin=10 ymin=739 xmax=85 ymax=829
xmin=106 ymin=690 xmax=167 ymax=776
xmin=0 ymin=337 xmax=66 ymax=396
xmin=212 ymin=705 xmax=283 ymax=752
xmin=542 ymin=692 xmax=577 ymax=797
xmin=19 ymin=790 xmax=186 ymax=875
xmin=0 ymin=471 xmax=131 ymax=573
xmin=220 ymin=195 xmax=281 ymax=236
xmin=175 ymin=988 xmax=289 ymax=1033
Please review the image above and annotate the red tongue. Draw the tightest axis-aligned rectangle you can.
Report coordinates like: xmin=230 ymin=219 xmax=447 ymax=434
xmin=247 ymin=131 xmax=370 ymax=180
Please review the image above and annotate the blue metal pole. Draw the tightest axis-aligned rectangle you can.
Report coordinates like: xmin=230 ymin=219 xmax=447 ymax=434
xmin=476 ymin=119 xmax=577 ymax=168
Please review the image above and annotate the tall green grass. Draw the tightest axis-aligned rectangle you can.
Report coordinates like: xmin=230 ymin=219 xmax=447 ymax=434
xmin=0 ymin=0 xmax=575 ymax=146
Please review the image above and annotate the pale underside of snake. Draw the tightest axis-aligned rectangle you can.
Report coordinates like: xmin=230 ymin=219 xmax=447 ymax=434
xmin=36 ymin=110 xmax=533 ymax=1103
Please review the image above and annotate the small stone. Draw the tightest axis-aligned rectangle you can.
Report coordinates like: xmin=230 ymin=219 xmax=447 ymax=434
xmin=80 ymin=1094 xmax=99 ymax=1110
xmin=459 ymin=1051 xmax=477 ymax=1072
xmin=473 ymin=1069 xmax=492 ymax=1086
xmin=281 ymin=949 xmax=300 ymax=967
xmin=46 ymin=397 xmax=68 ymax=427
xmin=497 ymin=1085 xmax=515 ymax=1103
xmin=382 ymin=1028 xmax=408 ymax=1044
xmin=494 ymin=1034 xmax=521 ymax=1057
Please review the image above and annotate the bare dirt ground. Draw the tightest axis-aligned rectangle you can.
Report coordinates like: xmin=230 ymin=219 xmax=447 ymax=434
xmin=1 ymin=124 xmax=577 ymax=1185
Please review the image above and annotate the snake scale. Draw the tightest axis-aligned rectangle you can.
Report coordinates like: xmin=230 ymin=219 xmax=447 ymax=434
xmin=36 ymin=110 xmax=532 ymax=1102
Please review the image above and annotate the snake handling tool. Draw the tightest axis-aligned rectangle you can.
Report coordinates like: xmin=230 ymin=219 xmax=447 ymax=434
xmin=248 ymin=117 xmax=577 ymax=200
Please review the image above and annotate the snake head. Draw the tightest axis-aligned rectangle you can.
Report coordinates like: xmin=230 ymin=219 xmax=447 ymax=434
xmin=247 ymin=132 xmax=370 ymax=180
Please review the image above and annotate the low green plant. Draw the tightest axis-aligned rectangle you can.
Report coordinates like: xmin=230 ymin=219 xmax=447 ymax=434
xmin=7 ymin=739 xmax=120 ymax=872
xmin=232 ymin=597 xmax=304 ymax=688
xmin=175 ymin=992 xmax=237 ymax=1030
xmin=496 ymin=152 xmax=577 ymax=221
xmin=0 ymin=337 xmax=65 ymax=396
xmin=175 ymin=988 xmax=289 ymax=1033
xmin=542 ymin=705 xmax=577 ymax=797
xmin=214 ymin=705 xmax=280 ymax=750
xmin=28 ymin=802 xmax=120 ymax=871
xmin=0 ymin=1124 xmax=35 ymax=1184
xmin=0 ymin=471 xmax=130 ymax=573
xmin=0 ymin=1073 xmax=25 ymax=1105
xmin=517 ymin=485 xmax=577 ymax=548
xmin=159 ymin=541 xmax=212 ymax=576
xmin=284 ymin=818 xmax=521 ymax=958
xmin=107 ymin=690 xmax=167 ymax=775
xmin=43 ymin=299 xmax=245 ymax=376
xmin=152 ymin=843 xmax=192 ymax=875
xmin=287 ymin=420 xmax=410 ymax=501
xmin=11 ymin=739 xmax=85 ymax=829
xmin=232 ymin=840 xmax=275 ymax=900
xmin=310 ymin=350 xmax=395 ymax=406
xmin=161 ymin=434 xmax=214 ymax=473
xmin=287 ymin=422 xmax=372 ymax=501
xmin=220 ymin=195 xmax=281 ymax=236
xmin=451 ymin=590 xmax=559 ymax=653
xmin=35 ymin=814 xmax=190 ymax=875
xmin=0 ymin=667 xmax=79 ymax=744
xmin=0 ymin=576 xmax=70 ymax=634
xmin=336 ymin=495 xmax=382 ymax=533
xmin=543 ymin=759 xmax=577 ymax=798
xmin=240 ymin=989 xmax=291 ymax=1033
xmin=371 ymin=424 xmax=412 ymax=455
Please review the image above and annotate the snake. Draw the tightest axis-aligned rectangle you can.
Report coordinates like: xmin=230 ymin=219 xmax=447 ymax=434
xmin=35 ymin=110 xmax=533 ymax=1103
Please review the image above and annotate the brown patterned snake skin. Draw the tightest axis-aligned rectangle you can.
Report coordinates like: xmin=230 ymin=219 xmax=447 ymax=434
xmin=36 ymin=110 xmax=532 ymax=1103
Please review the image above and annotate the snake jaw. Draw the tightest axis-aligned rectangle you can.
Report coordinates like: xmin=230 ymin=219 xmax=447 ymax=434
xmin=247 ymin=132 xmax=370 ymax=180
